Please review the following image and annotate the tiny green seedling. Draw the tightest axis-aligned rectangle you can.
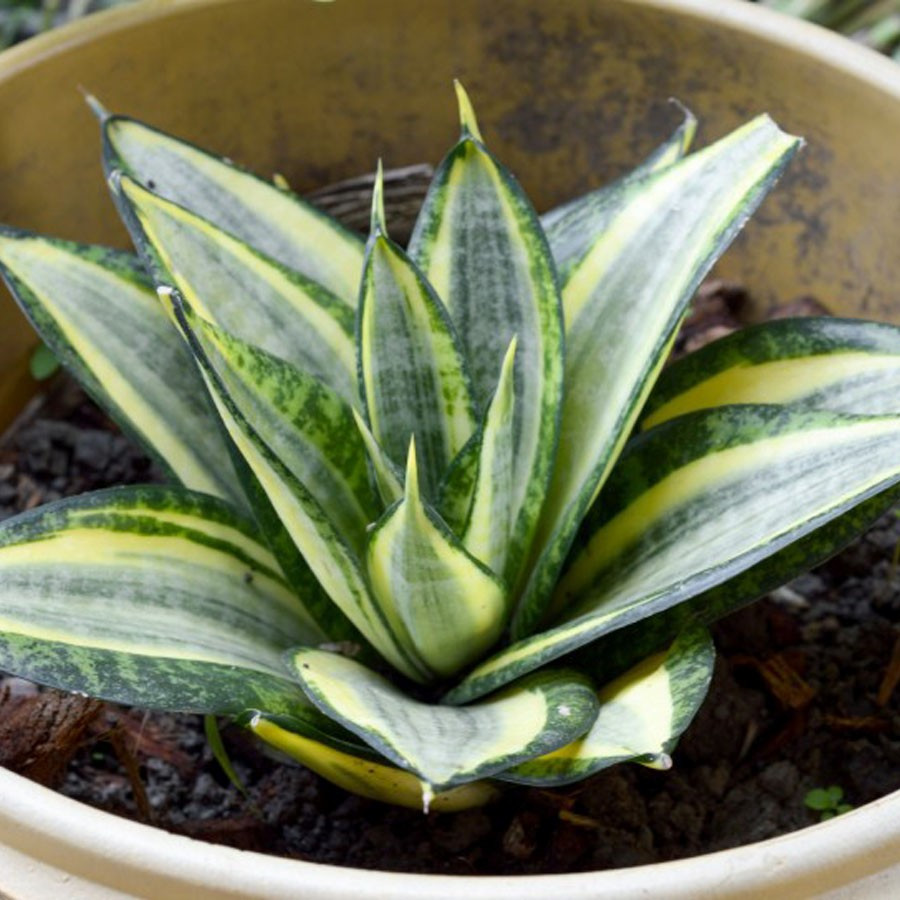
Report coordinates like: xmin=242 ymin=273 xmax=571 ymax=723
xmin=804 ymin=785 xmax=854 ymax=821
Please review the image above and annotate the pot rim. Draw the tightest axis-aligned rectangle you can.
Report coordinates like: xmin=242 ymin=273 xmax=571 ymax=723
xmin=1 ymin=0 xmax=900 ymax=897
xmin=1 ymin=764 xmax=899 ymax=898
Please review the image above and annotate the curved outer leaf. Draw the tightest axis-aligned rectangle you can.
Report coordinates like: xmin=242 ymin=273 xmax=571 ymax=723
xmin=446 ymin=406 xmax=900 ymax=704
xmin=513 ymin=115 xmax=802 ymax=638
xmin=641 ymin=317 xmax=900 ymax=429
xmin=366 ymin=443 xmax=507 ymax=678
xmin=113 ymin=174 xmax=358 ymax=405
xmin=111 ymin=173 xmax=357 ymax=403
xmin=100 ymin=111 xmax=364 ymax=305
xmin=501 ymin=627 xmax=714 ymax=786
xmin=541 ymin=107 xmax=698 ymax=279
xmin=358 ymin=174 xmax=477 ymax=497
xmin=248 ymin=714 xmax=499 ymax=812
xmin=171 ymin=299 xmax=425 ymax=683
xmin=460 ymin=337 xmax=518 ymax=577
xmin=0 ymin=230 xmax=243 ymax=508
xmin=581 ymin=485 xmax=900 ymax=685
xmin=0 ymin=486 xmax=322 ymax=714
xmin=409 ymin=82 xmax=564 ymax=588
xmin=286 ymin=648 xmax=599 ymax=791
xmin=188 ymin=312 xmax=380 ymax=556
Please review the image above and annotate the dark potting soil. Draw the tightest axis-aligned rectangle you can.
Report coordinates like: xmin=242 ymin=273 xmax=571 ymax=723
xmin=1 ymin=285 xmax=899 ymax=875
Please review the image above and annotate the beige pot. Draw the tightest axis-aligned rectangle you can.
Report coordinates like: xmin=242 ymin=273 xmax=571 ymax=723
xmin=1 ymin=0 xmax=899 ymax=896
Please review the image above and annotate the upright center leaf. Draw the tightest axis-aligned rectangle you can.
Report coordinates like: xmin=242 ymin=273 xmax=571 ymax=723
xmin=358 ymin=164 xmax=477 ymax=500
xmin=409 ymin=83 xmax=564 ymax=587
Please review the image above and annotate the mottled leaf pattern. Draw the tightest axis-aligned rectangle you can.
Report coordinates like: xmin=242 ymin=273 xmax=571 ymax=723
xmin=114 ymin=175 xmax=358 ymax=405
xmin=366 ymin=442 xmax=507 ymax=677
xmin=447 ymin=406 xmax=900 ymax=703
xmin=513 ymin=115 xmax=801 ymax=638
xmin=542 ymin=107 xmax=697 ymax=279
xmin=1 ymin=95 xmax=895 ymax=810
xmin=359 ymin=168 xmax=477 ymax=497
xmin=0 ymin=486 xmax=321 ymax=714
xmin=642 ymin=317 xmax=900 ymax=429
xmin=410 ymin=83 xmax=563 ymax=587
xmin=287 ymin=648 xmax=599 ymax=791
xmin=502 ymin=627 xmax=713 ymax=785
xmin=172 ymin=297 xmax=426 ymax=682
xmin=0 ymin=230 xmax=243 ymax=507
xmin=100 ymin=108 xmax=364 ymax=304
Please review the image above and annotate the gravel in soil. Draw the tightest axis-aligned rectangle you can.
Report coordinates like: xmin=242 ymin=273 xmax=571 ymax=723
xmin=1 ymin=287 xmax=899 ymax=874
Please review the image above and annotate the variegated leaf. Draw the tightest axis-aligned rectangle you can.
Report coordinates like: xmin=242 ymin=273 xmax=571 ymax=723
xmin=248 ymin=712 xmax=499 ymax=812
xmin=460 ymin=337 xmax=518 ymax=577
xmin=359 ymin=167 xmax=477 ymax=497
xmin=352 ymin=408 xmax=404 ymax=507
xmin=541 ymin=107 xmax=697 ymax=279
xmin=502 ymin=627 xmax=714 ymax=785
xmin=366 ymin=442 xmax=507 ymax=677
xmin=0 ymin=230 xmax=244 ymax=508
xmin=437 ymin=430 xmax=481 ymax=534
xmin=513 ymin=115 xmax=802 ymax=638
xmin=171 ymin=298 xmax=426 ymax=682
xmin=446 ymin=406 xmax=900 ymax=703
xmin=113 ymin=174 xmax=358 ymax=405
xmin=0 ymin=486 xmax=322 ymax=714
xmin=642 ymin=317 xmax=900 ymax=429
xmin=582 ymin=484 xmax=900 ymax=685
xmin=409 ymin=82 xmax=563 ymax=587
xmin=286 ymin=648 xmax=599 ymax=791
xmin=97 ymin=104 xmax=364 ymax=305
xmin=186 ymin=310 xmax=379 ymax=555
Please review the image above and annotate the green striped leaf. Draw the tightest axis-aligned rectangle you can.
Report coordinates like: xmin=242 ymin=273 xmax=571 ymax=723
xmin=437 ymin=431 xmax=481 ymax=534
xmin=460 ymin=337 xmax=518 ymax=577
xmin=642 ymin=317 xmax=900 ymax=429
xmin=286 ymin=648 xmax=599 ymax=791
xmin=186 ymin=309 xmax=379 ymax=556
xmin=98 ymin=107 xmax=364 ymax=305
xmin=0 ymin=486 xmax=323 ymax=714
xmin=248 ymin=712 xmax=499 ymax=812
xmin=0 ymin=230 xmax=244 ymax=508
xmin=513 ymin=115 xmax=802 ymax=638
xmin=446 ymin=405 xmax=900 ymax=703
xmin=351 ymin=408 xmax=404 ymax=506
xmin=171 ymin=297 xmax=425 ymax=682
xmin=113 ymin=174 xmax=358 ymax=405
xmin=501 ymin=627 xmax=714 ymax=786
xmin=541 ymin=107 xmax=697 ymax=279
xmin=359 ymin=168 xmax=477 ymax=497
xmin=582 ymin=485 xmax=900 ymax=685
xmin=366 ymin=441 xmax=507 ymax=678
xmin=409 ymin=82 xmax=563 ymax=587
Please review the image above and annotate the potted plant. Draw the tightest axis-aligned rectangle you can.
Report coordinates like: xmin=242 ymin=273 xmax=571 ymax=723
xmin=2 ymin=0 xmax=900 ymax=896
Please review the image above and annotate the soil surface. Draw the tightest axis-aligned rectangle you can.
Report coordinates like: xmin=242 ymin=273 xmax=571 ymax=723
xmin=1 ymin=286 xmax=899 ymax=875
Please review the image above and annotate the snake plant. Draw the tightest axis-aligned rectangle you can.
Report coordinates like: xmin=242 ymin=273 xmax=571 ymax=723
xmin=1 ymin=85 xmax=900 ymax=812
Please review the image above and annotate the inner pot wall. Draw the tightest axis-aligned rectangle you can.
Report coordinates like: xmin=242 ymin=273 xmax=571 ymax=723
xmin=0 ymin=0 xmax=900 ymax=896
xmin=1 ymin=0 xmax=900 ymax=429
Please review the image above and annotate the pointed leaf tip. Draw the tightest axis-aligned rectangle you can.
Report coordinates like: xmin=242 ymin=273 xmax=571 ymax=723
xmin=453 ymin=80 xmax=484 ymax=142
xmin=404 ymin=435 xmax=419 ymax=499
xmin=81 ymin=89 xmax=110 ymax=122
xmin=666 ymin=98 xmax=697 ymax=149
xmin=370 ymin=159 xmax=387 ymax=236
